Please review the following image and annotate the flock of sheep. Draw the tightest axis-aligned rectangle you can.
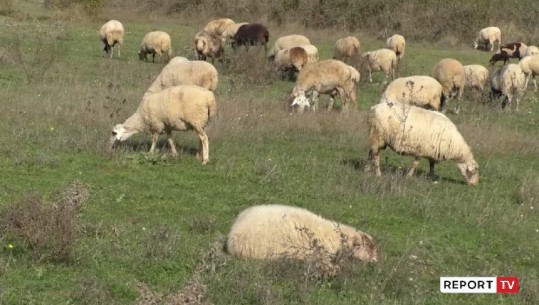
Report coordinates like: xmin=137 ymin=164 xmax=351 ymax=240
xmin=98 ymin=20 xmax=534 ymax=268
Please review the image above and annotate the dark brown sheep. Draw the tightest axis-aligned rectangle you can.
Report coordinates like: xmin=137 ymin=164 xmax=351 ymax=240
xmin=231 ymin=23 xmax=269 ymax=53
xmin=489 ymin=51 xmax=510 ymax=66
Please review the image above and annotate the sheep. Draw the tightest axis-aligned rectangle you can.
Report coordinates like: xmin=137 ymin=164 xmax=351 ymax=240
xmin=231 ymin=23 xmax=269 ymax=53
xmin=146 ymin=60 xmax=219 ymax=94
xmin=463 ymin=64 xmax=490 ymax=91
xmin=333 ymin=36 xmax=361 ymax=64
xmin=193 ymin=30 xmax=224 ymax=64
xmin=226 ymin=204 xmax=379 ymax=265
xmin=203 ymin=18 xmax=235 ymax=42
xmin=472 ymin=26 xmax=501 ymax=51
xmin=524 ymin=45 xmax=539 ymax=57
xmin=382 ymin=76 xmax=445 ymax=111
xmin=296 ymin=44 xmax=319 ymax=63
xmin=489 ymin=51 xmax=510 ymax=66
xmin=168 ymin=56 xmax=189 ymax=65
xmin=431 ymin=58 xmax=466 ymax=113
xmin=499 ymin=42 xmax=528 ymax=59
xmin=385 ymin=34 xmax=405 ymax=61
xmin=273 ymin=46 xmax=309 ymax=79
xmin=109 ymin=85 xmax=217 ymax=164
xmin=138 ymin=31 xmax=173 ymax=63
xmin=520 ymin=54 xmax=539 ymax=91
xmin=99 ymin=20 xmax=124 ymax=59
xmin=362 ymin=48 xmax=397 ymax=83
xmin=222 ymin=22 xmax=249 ymax=43
xmin=365 ymin=100 xmax=480 ymax=185
xmin=268 ymin=34 xmax=311 ymax=60
xmin=290 ymin=59 xmax=360 ymax=112
xmin=491 ymin=63 xmax=526 ymax=110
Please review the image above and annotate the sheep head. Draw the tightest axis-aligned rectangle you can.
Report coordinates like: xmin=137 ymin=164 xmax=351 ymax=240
xmin=350 ymin=232 xmax=379 ymax=263
xmin=290 ymin=92 xmax=311 ymax=113
xmin=108 ymin=124 xmax=139 ymax=151
xmin=457 ymin=160 xmax=480 ymax=186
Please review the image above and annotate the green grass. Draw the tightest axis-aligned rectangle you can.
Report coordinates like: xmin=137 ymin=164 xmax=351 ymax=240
xmin=0 ymin=3 xmax=538 ymax=305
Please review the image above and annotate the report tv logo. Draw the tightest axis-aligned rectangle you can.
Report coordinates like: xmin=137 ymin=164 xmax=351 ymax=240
xmin=440 ymin=277 xmax=519 ymax=293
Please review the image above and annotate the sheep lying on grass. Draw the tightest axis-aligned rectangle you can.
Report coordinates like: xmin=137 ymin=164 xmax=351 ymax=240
xmin=432 ymin=58 xmax=466 ymax=113
xmin=138 ymin=31 xmax=172 ymax=63
xmin=333 ymin=36 xmax=360 ymax=63
xmin=491 ymin=64 xmax=526 ymax=110
xmin=291 ymin=59 xmax=360 ymax=112
xmin=146 ymin=60 xmax=219 ymax=94
xmin=109 ymin=85 xmax=217 ymax=164
xmin=366 ymin=100 xmax=479 ymax=185
xmin=382 ymin=75 xmax=445 ymax=111
xmin=268 ymin=34 xmax=311 ymax=60
xmin=193 ymin=30 xmax=224 ymax=64
xmin=226 ymin=204 xmax=379 ymax=264
xmin=99 ymin=20 xmax=124 ymax=59
xmin=362 ymin=48 xmax=397 ymax=84
xmin=385 ymin=34 xmax=405 ymax=61
xmin=463 ymin=64 xmax=489 ymax=92
xmin=472 ymin=26 xmax=501 ymax=51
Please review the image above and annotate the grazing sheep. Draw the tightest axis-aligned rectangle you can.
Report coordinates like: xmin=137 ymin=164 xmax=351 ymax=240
xmin=297 ymin=44 xmax=319 ymax=63
xmin=109 ymin=85 xmax=217 ymax=164
xmin=231 ymin=23 xmax=269 ymax=53
xmin=463 ymin=65 xmax=490 ymax=91
xmin=499 ymin=42 xmax=528 ymax=60
xmin=222 ymin=22 xmax=249 ymax=43
xmin=273 ymin=46 xmax=309 ymax=79
xmin=226 ymin=204 xmax=379 ymax=264
xmin=489 ymin=51 xmax=510 ymax=66
xmin=431 ymin=58 xmax=466 ymax=113
xmin=493 ymin=63 xmax=526 ymax=110
xmin=524 ymin=45 xmax=539 ymax=57
xmin=472 ymin=26 xmax=501 ymax=51
xmin=168 ymin=56 xmax=189 ymax=65
xmin=290 ymin=59 xmax=360 ymax=112
xmin=333 ymin=36 xmax=361 ymax=63
xmin=385 ymin=34 xmax=405 ymax=61
xmin=146 ymin=60 xmax=219 ymax=94
xmin=362 ymin=48 xmax=397 ymax=83
xmin=203 ymin=18 xmax=235 ymax=42
xmin=366 ymin=100 xmax=480 ymax=185
xmin=382 ymin=76 xmax=445 ymax=111
xmin=138 ymin=31 xmax=173 ymax=63
xmin=99 ymin=20 xmax=124 ymax=59
xmin=193 ymin=30 xmax=224 ymax=64
xmin=268 ymin=34 xmax=311 ymax=60
xmin=520 ymin=54 xmax=539 ymax=91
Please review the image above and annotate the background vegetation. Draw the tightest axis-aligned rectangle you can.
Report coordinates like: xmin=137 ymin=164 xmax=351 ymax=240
xmin=0 ymin=0 xmax=537 ymax=304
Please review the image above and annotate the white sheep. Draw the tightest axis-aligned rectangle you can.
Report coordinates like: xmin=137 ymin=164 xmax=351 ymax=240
xmin=431 ymin=58 xmax=466 ymax=113
xmin=109 ymin=85 xmax=217 ymax=164
xmin=168 ymin=56 xmax=189 ymax=65
xmin=519 ymin=54 xmax=539 ymax=91
xmin=333 ymin=36 xmax=360 ymax=63
xmin=99 ymin=20 xmax=124 ymax=59
xmin=138 ymin=31 xmax=173 ymax=63
xmin=268 ymin=34 xmax=311 ymax=60
xmin=382 ymin=75 xmax=445 ymax=111
xmin=203 ymin=18 xmax=235 ymax=42
xmin=146 ymin=60 xmax=219 ymax=94
xmin=193 ymin=30 xmax=224 ymax=64
xmin=463 ymin=64 xmax=490 ymax=91
xmin=366 ymin=100 xmax=480 ymax=185
xmin=296 ymin=44 xmax=319 ymax=63
xmin=290 ymin=59 xmax=360 ymax=112
xmin=273 ymin=46 xmax=309 ymax=77
xmin=491 ymin=63 xmax=526 ymax=110
xmin=385 ymin=34 xmax=405 ymax=61
xmin=226 ymin=204 xmax=379 ymax=264
xmin=524 ymin=45 xmax=539 ymax=57
xmin=362 ymin=48 xmax=397 ymax=83
xmin=472 ymin=26 xmax=501 ymax=51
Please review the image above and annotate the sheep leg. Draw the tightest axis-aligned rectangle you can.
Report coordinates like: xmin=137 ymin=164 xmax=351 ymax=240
xmin=368 ymin=68 xmax=373 ymax=83
xmin=167 ymin=131 xmax=178 ymax=157
xmin=373 ymin=150 xmax=382 ymax=177
xmin=311 ymin=91 xmax=319 ymax=111
xmin=407 ymin=158 xmax=420 ymax=177
xmin=428 ymin=159 xmax=438 ymax=181
xmin=195 ymin=127 xmax=209 ymax=165
xmin=110 ymin=46 xmax=114 ymax=59
xmin=327 ymin=92 xmax=336 ymax=112
xmin=533 ymin=75 xmax=537 ymax=92
xmin=149 ymin=134 xmax=159 ymax=153
xmin=117 ymin=45 xmax=120 ymax=58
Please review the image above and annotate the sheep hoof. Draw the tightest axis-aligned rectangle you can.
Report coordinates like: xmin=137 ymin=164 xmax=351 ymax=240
xmin=171 ymin=152 xmax=179 ymax=158
xmin=201 ymin=159 xmax=209 ymax=165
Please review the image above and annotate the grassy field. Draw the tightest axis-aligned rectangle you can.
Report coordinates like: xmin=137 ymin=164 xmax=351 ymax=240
xmin=0 ymin=2 xmax=538 ymax=305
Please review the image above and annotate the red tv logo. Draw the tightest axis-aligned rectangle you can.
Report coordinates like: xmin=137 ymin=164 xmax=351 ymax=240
xmin=440 ymin=277 xmax=519 ymax=294
xmin=497 ymin=277 xmax=519 ymax=293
